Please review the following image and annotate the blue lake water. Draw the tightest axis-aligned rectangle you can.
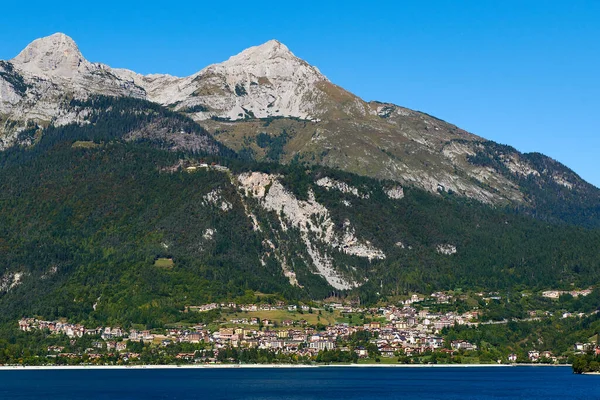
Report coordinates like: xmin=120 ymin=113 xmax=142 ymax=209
xmin=0 ymin=366 xmax=597 ymax=399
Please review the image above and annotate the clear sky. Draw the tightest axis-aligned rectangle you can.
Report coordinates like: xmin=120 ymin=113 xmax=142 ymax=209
xmin=1 ymin=0 xmax=598 ymax=187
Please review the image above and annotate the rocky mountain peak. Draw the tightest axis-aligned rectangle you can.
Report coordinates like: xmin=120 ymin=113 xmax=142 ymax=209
xmin=168 ymin=39 xmax=330 ymax=121
xmin=11 ymin=33 xmax=89 ymax=78
xmin=203 ymin=39 xmax=327 ymax=83
xmin=224 ymin=40 xmax=296 ymax=64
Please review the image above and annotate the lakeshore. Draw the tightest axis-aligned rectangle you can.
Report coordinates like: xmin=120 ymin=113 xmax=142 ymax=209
xmin=0 ymin=363 xmax=570 ymax=370
xmin=17 ymin=298 xmax=587 ymax=368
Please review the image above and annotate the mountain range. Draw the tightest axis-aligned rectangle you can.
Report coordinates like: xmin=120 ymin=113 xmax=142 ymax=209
xmin=2 ymin=33 xmax=598 ymax=217
xmin=0 ymin=33 xmax=598 ymax=324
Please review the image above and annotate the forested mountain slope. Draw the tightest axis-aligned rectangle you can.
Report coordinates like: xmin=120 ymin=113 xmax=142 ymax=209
xmin=0 ymin=97 xmax=598 ymax=327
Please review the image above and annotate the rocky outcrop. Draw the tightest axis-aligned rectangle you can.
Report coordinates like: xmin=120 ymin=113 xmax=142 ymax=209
xmin=237 ymin=172 xmax=385 ymax=290
xmin=437 ymin=244 xmax=457 ymax=255
xmin=0 ymin=271 xmax=24 ymax=292
xmin=316 ymin=177 xmax=368 ymax=198
xmin=385 ymin=186 xmax=405 ymax=200
xmin=203 ymin=189 xmax=232 ymax=212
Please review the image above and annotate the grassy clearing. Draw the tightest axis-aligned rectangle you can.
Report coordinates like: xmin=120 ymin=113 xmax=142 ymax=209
xmin=154 ymin=258 xmax=174 ymax=269
xmin=72 ymin=141 xmax=101 ymax=149
xmin=221 ymin=309 xmax=342 ymax=327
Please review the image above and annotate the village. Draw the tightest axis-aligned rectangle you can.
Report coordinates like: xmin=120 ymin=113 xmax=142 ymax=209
xmin=16 ymin=288 xmax=598 ymax=366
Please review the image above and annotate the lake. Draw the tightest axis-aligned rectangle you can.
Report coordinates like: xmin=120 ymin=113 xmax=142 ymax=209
xmin=0 ymin=366 xmax=597 ymax=399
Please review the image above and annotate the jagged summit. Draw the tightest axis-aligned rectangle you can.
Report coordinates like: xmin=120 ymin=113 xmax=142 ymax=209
xmin=208 ymin=39 xmax=327 ymax=81
xmin=167 ymin=39 xmax=331 ymax=121
xmin=224 ymin=40 xmax=296 ymax=64
xmin=108 ymin=39 xmax=331 ymax=120
xmin=11 ymin=33 xmax=89 ymax=78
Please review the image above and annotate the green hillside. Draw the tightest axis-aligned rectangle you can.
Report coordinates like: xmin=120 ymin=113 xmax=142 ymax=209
xmin=0 ymin=97 xmax=598 ymax=328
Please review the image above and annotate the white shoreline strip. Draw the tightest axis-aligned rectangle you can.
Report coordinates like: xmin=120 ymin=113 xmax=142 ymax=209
xmin=0 ymin=363 xmax=571 ymax=371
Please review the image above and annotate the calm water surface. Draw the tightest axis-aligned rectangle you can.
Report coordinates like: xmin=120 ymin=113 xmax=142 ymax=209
xmin=0 ymin=366 xmax=597 ymax=399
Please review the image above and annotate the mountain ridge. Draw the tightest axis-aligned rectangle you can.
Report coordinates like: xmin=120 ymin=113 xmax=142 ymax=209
xmin=1 ymin=33 xmax=598 ymax=225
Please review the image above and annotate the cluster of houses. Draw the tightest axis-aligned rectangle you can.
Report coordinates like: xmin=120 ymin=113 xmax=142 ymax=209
xmin=19 ymin=288 xmax=585 ymax=364
xmin=46 ymin=343 xmax=141 ymax=362
xmin=18 ymin=298 xmax=484 ymax=362
xmin=187 ymin=302 xmax=314 ymax=313
xmin=19 ymin=315 xmax=480 ymax=361
xmin=184 ymin=162 xmax=229 ymax=173
xmin=18 ymin=319 xmax=152 ymax=341
xmin=574 ymin=342 xmax=600 ymax=355
xmin=541 ymin=289 xmax=592 ymax=299
xmin=503 ymin=351 xmax=558 ymax=363
xmin=161 ymin=159 xmax=230 ymax=174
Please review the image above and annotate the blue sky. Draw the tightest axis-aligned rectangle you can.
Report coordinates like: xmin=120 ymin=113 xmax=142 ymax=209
xmin=1 ymin=0 xmax=598 ymax=187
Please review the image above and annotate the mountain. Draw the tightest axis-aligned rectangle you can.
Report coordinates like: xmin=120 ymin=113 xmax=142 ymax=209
xmin=0 ymin=96 xmax=599 ymax=326
xmin=113 ymin=39 xmax=328 ymax=121
xmin=0 ymin=34 xmax=144 ymax=145
xmin=0 ymin=33 xmax=599 ymax=229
